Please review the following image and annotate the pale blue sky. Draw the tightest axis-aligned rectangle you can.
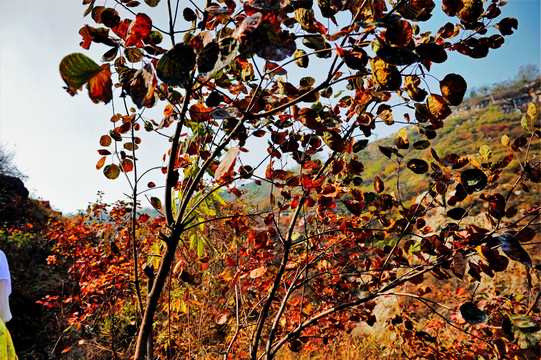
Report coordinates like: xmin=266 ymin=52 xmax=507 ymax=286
xmin=0 ymin=0 xmax=539 ymax=214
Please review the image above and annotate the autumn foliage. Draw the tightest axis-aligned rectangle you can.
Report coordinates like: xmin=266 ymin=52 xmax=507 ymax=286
xmin=42 ymin=0 xmax=541 ymax=359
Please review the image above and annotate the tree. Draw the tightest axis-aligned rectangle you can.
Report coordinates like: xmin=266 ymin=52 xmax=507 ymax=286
xmin=57 ymin=1 xmax=539 ymax=359
xmin=516 ymin=63 xmax=540 ymax=84
xmin=0 ymin=143 xmax=24 ymax=179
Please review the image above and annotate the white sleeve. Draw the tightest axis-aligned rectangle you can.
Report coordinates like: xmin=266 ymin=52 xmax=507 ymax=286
xmin=0 ymin=251 xmax=11 ymax=295
xmin=0 ymin=280 xmax=12 ymax=323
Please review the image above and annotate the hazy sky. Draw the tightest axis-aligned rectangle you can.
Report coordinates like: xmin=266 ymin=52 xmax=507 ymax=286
xmin=0 ymin=0 xmax=539 ymax=214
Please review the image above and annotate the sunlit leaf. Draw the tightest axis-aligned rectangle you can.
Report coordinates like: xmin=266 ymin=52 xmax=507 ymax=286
xmin=503 ymin=315 xmax=541 ymax=349
xmin=374 ymin=176 xmax=384 ymax=193
xmin=440 ymin=73 xmax=467 ymax=106
xmin=385 ymin=19 xmax=412 ymax=47
xmin=215 ymin=313 xmax=228 ymax=325
xmin=501 ymin=134 xmax=510 ymax=147
xmin=295 ymin=8 xmax=325 ymax=34
xmin=456 ymin=0 xmax=483 ymax=24
xmin=215 ymin=147 xmax=239 ymax=183
xmin=427 ymin=94 xmax=451 ymax=120
xmin=232 ymin=12 xmax=262 ymax=39
xmin=479 ymin=145 xmax=492 ymax=161
xmin=125 ymin=47 xmax=143 ymax=63
xmin=372 ymin=59 xmax=401 ymax=91
xmin=405 ymin=75 xmax=427 ymax=102
xmin=395 ymin=128 xmax=410 ymax=150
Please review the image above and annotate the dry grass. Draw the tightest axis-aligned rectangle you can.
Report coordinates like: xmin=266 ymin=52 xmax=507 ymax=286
xmin=275 ymin=335 xmax=401 ymax=360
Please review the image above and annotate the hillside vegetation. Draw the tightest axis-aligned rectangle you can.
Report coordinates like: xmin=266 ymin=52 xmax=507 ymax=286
xmin=236 ymin=77 xmax=540 ymax=214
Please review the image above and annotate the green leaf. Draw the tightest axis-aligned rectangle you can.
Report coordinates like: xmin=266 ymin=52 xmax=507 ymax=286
xmin=125 ymin=47 xmax=143 ymax=63
xmin=479 ymin=145 xmax=492 ymax=161
xmin=413 ymin=140 xmax=430 ymax=150
xmin=156 ymin=43 xmax=196 ymax=86
xmin=503 ymin=315 xmax=541 ymax=349
xmin=103 ymin=163 xmax=120 ymax=179
xmin=527 ymin=102 xmax=536 ymax=121
xmin=501 ymin=134 xmax=510 ymax=147
xmin=60 ymin=53 xmax=103 ymax=92
xmin=521 ymin=115 xmax=530 ymax=131
xmin=144 ymin=0 xmax=160 ymax=7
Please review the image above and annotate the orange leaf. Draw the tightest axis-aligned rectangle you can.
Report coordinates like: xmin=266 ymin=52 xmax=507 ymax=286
xmin=427 ymin=94 xmax=451 ymax=120
xmin=189 ymin=103 xmax=212 ymax=122
xmin=374 ymin=176 xmax=384 ymax=193
xmin=61 ymin=345 xmax=74 ymax=354
xmin=88 ymin=64 xmax=112 ymax=104
xmin=163 ymin=104 xmax=175 ymax=117
xmin=96 ymin=156 xmax=106 ymax=170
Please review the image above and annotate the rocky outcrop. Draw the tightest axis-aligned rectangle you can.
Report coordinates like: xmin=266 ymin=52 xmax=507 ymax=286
xmin=456 ymin=79 xmax=541 ymax=114
xmin=0 ymin=175 xmax=29 ymax=201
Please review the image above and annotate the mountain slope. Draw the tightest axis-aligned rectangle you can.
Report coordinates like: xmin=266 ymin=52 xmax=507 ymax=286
xmin=231 ymin=78 xmax=540 ymax=210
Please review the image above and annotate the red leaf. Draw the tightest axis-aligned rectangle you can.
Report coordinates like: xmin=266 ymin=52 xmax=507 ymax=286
xmin=125 ymin=13 xmax=152 ymax=47
xmin=225 ymin=256 xmax=237 ymax=267
xmin=139 ymin=214 xmax=150 ymax=222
